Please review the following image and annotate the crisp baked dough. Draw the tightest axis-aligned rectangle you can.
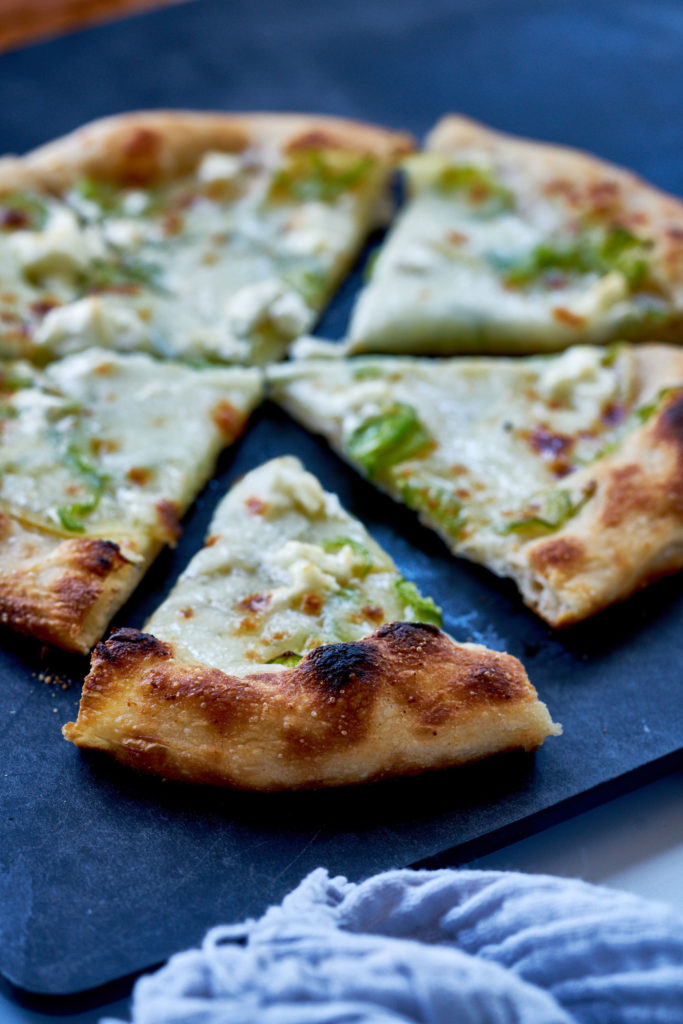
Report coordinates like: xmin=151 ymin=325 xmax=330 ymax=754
xmin=63 ymin=621 xmax=560 ymax=790
xmin=346 ymin=114 xmax=683 ymax=354
xmin=0 ymin=512 xmax=154 ymax=651
xmin=14 ymin=111 xmax=413 ymax=190
xmin=269 ymin=343 xmax=683 ymax=627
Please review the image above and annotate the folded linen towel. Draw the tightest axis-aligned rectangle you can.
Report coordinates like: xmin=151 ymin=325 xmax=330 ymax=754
xmin=105 ymin=867 xmax=683 ymax=1024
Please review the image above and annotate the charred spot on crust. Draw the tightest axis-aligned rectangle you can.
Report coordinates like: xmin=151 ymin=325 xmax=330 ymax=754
xmin=68 ymin=538 xmax=125 ymax=577
xmin=96 ymin=628 xmax=172 ymax=666
xmin=375 ymin=620 xmax=442 ymax=641
xmin=530 ymin=537 xmax=586 ymax=575
xmin=302 ymin=640 xmax=380 ymax=693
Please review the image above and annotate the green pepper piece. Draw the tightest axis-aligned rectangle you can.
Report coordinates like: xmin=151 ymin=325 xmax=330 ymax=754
xmin=56 ymin=443 xmax=108 ymax=533
xmin=347 ymin=404 xmax=432 ymax=477
xmin=266 ymin=651 xmax=303 ymax=667
xmin=501 ymin=487 xmax=593 ymax=536
xmin=395 ymin=578 xmax=442 ymax=628
xmin=269 ymin=149 xmax=376 ymax=203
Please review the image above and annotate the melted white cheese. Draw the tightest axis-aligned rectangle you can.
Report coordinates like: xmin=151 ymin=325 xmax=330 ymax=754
xmin=268 ymin=346 xmax=638 ymax=565
xmin=0 ymin=349 xmax=262 ymax=544
xmin=146 ymin=456 xmax=414 ymax=676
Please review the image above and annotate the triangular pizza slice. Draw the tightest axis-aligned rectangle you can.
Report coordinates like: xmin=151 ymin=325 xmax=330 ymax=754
xmin=64 ymin=457 xmax=559 ymax=790
xmin=0 ymin=112 xmax=411 ymax=365
xmin=345 ymin=115 xmax=683 ymax=356
xmin=0 ymin=348 xmax=262 ymax=651
xmin=269 ymin=343 xmax=683 ymax=626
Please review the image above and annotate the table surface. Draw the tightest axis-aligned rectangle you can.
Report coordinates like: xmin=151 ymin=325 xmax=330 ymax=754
xmin=2 ymin=767 xmax=682 ymax=1022
xmin=0 ymin=0 xmax=183 ymax=53
xmin=2 ymin=0 xmax=683 ymax=1016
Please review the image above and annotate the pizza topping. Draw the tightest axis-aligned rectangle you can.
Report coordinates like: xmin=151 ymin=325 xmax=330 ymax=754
xmin=346 ymin=403 xmax=433 ymax=476
xmin=10 ymin=206 xmax=106 ymax=283
xmin=56 ymin=443 xmax=109 ymax=533
xmin=197 ymin=152 xmax=244 ymax=185
xmin=500 ymin=484 xmax=595 ymax=536
xmin=499 ymin=224 xmax=654 ymax=291
xmin=0 ymin=349 xmax=262 ymax=541
xmin=33 ymin=297 xmax=150 ymax=354
xmin=268 ymin=148 xmax=377 ymax=204
xmin=403 ymin=153 xmax=514 ymax=215
xmin=395 ymin=578 xmax=442 ymax=627
xmin=145 ymin=457 xmax=441 ymax=675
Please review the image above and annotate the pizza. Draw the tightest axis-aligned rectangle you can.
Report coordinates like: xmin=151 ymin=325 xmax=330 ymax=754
xmin=0 ymin=348 xmax=262 ymax=652
xmin=269 ymin=343 xmax=683 ymax=627
xmin=0 ymin=111 xmax=411 ymax=365
xmin=63 ymin=457 xmax=560 ymax=789
xmin=344 ymin=115 xmax=683 ymax=356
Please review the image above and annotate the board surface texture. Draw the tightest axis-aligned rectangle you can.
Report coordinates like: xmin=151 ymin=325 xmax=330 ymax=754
xmin=1 ymin=0 xmax=683 ymax=995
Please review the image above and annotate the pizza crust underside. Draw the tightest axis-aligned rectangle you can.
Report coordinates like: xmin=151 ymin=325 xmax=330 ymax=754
xmin=63 ymin=621 xmax=560 ymax=790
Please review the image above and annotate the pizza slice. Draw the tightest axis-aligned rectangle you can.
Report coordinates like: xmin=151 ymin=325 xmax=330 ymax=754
xmin=269 ymin=343 xmax=683 ymax=627
xmin=345 ymin=115 xmax=683 ymax=356
xmin=0 ymin=348 xmax=262 ymax=652
xmin=63 ymin=457 xmax=560 ymax=790
xmin=0 ymin=111 xmax=411 ymax=365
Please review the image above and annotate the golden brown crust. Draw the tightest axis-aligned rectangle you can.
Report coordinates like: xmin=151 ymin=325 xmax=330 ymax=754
xmin=63 ymin=620 xmax=560 ymax=790
xmin=513 ymin=344 xmax=683 ymax=625
xmin=5 ymin=111 xmax=412 ymax=191
xmin=427 ymin=116 xmax=683 ymax=317
xmin=0 ymin=513 xmax=157 ymax=653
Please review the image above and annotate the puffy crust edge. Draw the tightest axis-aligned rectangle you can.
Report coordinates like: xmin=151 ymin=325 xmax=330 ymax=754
xmin=509 ymin=345 xmax=683 ymax=625
xmin=63 ymin=621 xmax=560 ymax=790
xmin=0 ymin=111 xmax=413 ymax=191
xmin=0 ymin=511 xmax=158 ymax=653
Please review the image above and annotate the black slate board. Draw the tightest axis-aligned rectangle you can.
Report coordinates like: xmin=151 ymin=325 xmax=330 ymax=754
xmin=2 ymin=0 xmax=683 ymax=996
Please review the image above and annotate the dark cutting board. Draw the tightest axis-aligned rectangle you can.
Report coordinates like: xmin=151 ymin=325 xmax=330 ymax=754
xmin=2 ymin=0 xmax=683 ymax=997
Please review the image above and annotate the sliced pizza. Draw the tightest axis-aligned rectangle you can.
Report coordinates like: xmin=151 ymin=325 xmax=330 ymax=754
xmin=269 ymin=343 xmax=683 ymax=626
xmin=0 ymin=111 xmax=412 ymax=365
xmin=63 ymin=457 xmax=560 ymax=790
xmin=0 ymin=348 xmax=262 ymax=652
xmin=345 ymin=115 xmax=683 ymax=356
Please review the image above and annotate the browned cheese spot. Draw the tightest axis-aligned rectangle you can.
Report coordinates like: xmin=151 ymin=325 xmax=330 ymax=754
xmin=155 ymin=499 xmax=182 ymax=544
xmin=552 ymin=307 xmax=587 ymax=329
xmin=211 ymin=400 xmax=244 ymax=438
xmin=127 ymin=466 xmax=152 ymax=486
xmin=66 ymin=538 xmax=126 ymax=577
xmin=245 ymin=496 xmax=268 ymax=515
